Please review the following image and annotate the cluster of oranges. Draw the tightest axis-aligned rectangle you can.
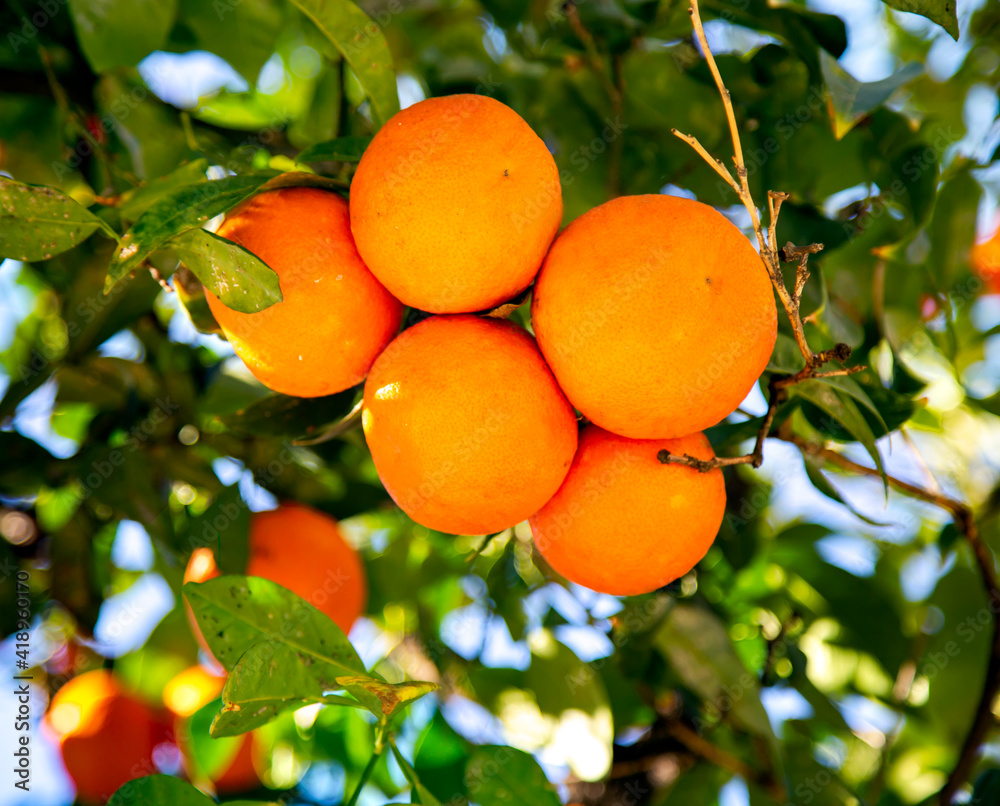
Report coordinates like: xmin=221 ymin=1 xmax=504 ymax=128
xmin=202 ymin=93 xmax=778 ymax=597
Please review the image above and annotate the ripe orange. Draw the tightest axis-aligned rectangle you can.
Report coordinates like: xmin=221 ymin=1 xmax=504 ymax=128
xmin=183 ymin=502 xmax=367 ymax=643
xmin=45 ymin=670 xmax=167 ymax=803
xmin=350 ymin=94 xmax=562 ymax=313
xmin=204 ymin=187 xmax=404 ymax=397
xmin=362 ymin=315 xmax=578 ymax=534
xmin=530 ymin=425 xmax=726 ymax=595
xmin=531 ymin=194 xmax=777 ymax=439
xmin=971 ymin=228 xmax=1000 ymax=292
xmin=164 ymin=665 xmax=259 ymax=794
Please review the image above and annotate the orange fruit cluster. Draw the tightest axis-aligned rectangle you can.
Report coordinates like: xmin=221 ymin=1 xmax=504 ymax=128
xmin=201 ymin=94 xmax=779 ymax=596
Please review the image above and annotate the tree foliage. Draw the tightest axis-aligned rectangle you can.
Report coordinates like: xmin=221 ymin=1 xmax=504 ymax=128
xmin=2 ymin=0 xmax=1000 ymax=804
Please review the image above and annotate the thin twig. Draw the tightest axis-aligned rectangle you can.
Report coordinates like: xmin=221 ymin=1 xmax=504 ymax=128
xmin=666 ymin=721 xmax=787 ymax=803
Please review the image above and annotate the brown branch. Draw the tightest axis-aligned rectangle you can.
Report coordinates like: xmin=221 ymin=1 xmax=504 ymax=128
xmin=147 ymin=264 xmax=173 ymax=292
xmin=666 ymin=722 xmax=787 ymax=803
xmin=780 ymin=430 xmax=998 ymax=803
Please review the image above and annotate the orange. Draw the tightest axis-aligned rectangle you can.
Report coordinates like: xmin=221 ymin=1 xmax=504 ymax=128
xmin=362 ymin=315 xmax=578 ymax=534
xmin=163 ymin=665 xmax=259 ymax=795
xmin=531 ymin=194 xmax=777 ymax=439
xmin=183 ymin=502 xmax=367 ymax=645
xmin=350 ymin=94 xmax=562 ymax=313
xmin=204 ymin=187 xmax=404 ymax=397
xmin=45 ymin=670 xmax=166 ymax=803
xmin=530 ymin=425 xmax=726 ymax=595
xmin=971 ymin=228 xmax=1000 ymax=292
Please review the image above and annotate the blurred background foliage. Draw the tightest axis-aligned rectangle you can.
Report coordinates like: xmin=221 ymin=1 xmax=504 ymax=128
xmin=3 ymin=0 xmax=1000 ymax=804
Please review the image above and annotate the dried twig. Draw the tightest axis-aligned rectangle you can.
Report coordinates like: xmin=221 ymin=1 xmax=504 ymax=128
xmin=659 ymin=0 xmax=861 ymax=475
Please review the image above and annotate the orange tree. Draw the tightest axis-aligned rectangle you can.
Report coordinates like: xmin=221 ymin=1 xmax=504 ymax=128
xmin=2 ymin=0 xmax=1000 ymax=804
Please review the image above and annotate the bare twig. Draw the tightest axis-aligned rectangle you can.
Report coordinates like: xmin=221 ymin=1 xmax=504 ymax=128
xmin=657 ymin=0 xmax=863 ymax=476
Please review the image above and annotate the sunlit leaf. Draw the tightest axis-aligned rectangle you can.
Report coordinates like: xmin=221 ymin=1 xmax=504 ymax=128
xmin=288 ymin=0 xmax=400 ymax=127
xmin=105 ymin=175 xmax=273 ymax=290
xmin=820 ymin=51 xmax=922 ymax=139
xmin=878 ymin=0 xmax=958 ymax=40
xmin=171 ymin=228 xmax=282 ymax=314
xmin=183 ymin=575 xmax=367 ymax=673
xmin=0 ymin=177 xmax=109 ymax=261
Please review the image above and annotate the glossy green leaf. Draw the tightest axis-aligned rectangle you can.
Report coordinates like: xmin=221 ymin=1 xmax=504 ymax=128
xmin=879 ymin=0 xmax=959 ymax=39
xmin=464 ymin=746 xmax=561 ymax=806
xmin=392 ymin=744 xmax=445 ymax=806
xmin=171 ymin=0 xmax=283 ymax=82
xmin=289 ymin=0 xmax=400 ymax=127
xmin=296 ymin=136 xmax=372 ymax=163
xmin=183 ymin=575 xmax=367 ymax=673
xmin=108 ymin=775 xmax=213 ymax=806
xmin=214 ymin=388 xmax=359 ymax=439
xmin=171 ymin=228 xmax=282 ymax=314
xmin=767 ymin=333 xmax=807 ymax=374
xmin=212 ymin=640 xmax=372 ymax=736
xmin=819 ymin=51 xmax=922 ymax=139
xmin=791 ymin=379 xmax=884 ymax=476
xmin=106 ymin=175 xmax=273 ymax=290
xmin=118 ymin=160 xmax=209 ymax=222
xmin=68 ymin=0 xmax=178 ymax=72
xmin=0 ymin=177 xmax=108 ymax=261
xmin=802 ymin=455 xmax=889 ymax=526
xmin=184 ymin=698 xmax=246 ymax=779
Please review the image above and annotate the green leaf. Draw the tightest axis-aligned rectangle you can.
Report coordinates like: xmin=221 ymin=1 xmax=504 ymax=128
xmin=813 ymin=374 xmax=889 ymax=436
xmin=819 ymin=51 xmax=922 ymax=139
xmin=118 ymin=159 xmax=209 ymax=222
xmin=212 ymin=640 xmax=372 ymax=736
xmin=185 ymin=698 xmax=246 ymax=779
xmin=108 ymin=775 xmax=213 ymax=806
xmin=171 ymin=0 xmax=284 ymax=83
xmin=183 ymin=575 xmax=368 ymax=673
xmin=802 ymin=455 xmax=890 ymax=527
xmin=791 ymin=379 xmax=884 ymax=477
xmin=105 ymin=175 xmax=273 ymax=291
xmin=392 ymin=744 xmax=445 ymax=806
xmin=464 ymin=746 xmax=561 ymax=806
xmin=971 ymin=768 xmax=1000 ymax=804
xmin=288 ymin=0 xmax=400 ymax=127
xmin=654 ymin=603 xmax=776 ymax=742
xmin=171 ymin=229 xmax=282 ymax=314
xmin=767 ymin=333 xmax=806 ymax=374
xmin=928 ymin=168 xmax=981 ymax=289
xmin=68 ymin=0 xmax=178 ymax=72
xmin=296 ymin=136 xmax=372 ymax=163
xmin=214 ymin=388 xmax=359 ymax=439
xmin=0 ymin=177 xmax=108 ymax=261
xmin=878 ymin=0 xmax=959 ymax=40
